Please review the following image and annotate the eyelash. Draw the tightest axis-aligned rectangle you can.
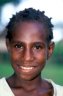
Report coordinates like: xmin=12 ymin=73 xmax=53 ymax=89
xmin=14 ymin=44 xmax=24 ymax=49
xmin=33 ymin=45 xmax=43 ymax=50
xmin=13 ymin=43 xmax=43 ymax=51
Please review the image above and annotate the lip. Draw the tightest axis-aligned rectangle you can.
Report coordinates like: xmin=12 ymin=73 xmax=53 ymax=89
xmin=20 ymin=66 xmax=34 ymax=69
xmin=17 ymin=65 xmax=35 ymax=72
xmin=17 ymin=62 xmax=38 ymax=67
xmin=16 ymin=62 xmax=39 ymax=73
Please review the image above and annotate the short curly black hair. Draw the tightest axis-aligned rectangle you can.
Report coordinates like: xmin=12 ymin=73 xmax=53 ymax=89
xmin=6 ymin=8 xmax=54 ymax=43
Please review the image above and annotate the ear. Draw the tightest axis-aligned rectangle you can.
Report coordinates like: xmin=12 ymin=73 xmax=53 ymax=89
xmin=6 ymin=39 xmax=10 ymax=52
xmin=47 ymin=41 xmax=55 ymax=59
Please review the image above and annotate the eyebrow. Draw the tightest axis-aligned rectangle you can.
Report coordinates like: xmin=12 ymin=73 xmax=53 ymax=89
xmin=33 ymin=42 xmax=46 ymax=46
xmin=11 ymin=40 xmax=46 ymax=47
xmin=10 ymin=41 xmax=24 ymax=45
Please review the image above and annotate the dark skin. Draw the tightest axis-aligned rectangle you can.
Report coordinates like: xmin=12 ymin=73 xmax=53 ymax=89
xmin=6 ymin=22 xmax=54 ymax=96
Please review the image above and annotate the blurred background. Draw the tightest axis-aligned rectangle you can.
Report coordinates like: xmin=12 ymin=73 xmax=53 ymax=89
xmin=0 ymin=0 xmax=63 ymax=85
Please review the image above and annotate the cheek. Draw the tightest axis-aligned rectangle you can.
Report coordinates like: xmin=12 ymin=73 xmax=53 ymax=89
xmin=35 ymin=51 xmax=47 ymax=63
xmin=9 ymin=50 xmax=20 ymax=61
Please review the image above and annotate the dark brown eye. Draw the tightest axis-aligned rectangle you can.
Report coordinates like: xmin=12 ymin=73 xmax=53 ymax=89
xmin=14 ymin=44 xmax=24 ymax=49
xmin=35 ymin=45 xmax=42 ymax=49
xmin=33 ymin=44 xmax=43 ymax=50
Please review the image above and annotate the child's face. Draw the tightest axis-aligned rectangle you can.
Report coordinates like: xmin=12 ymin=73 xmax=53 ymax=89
xmin=6 ymin=22 xmax=54 ymax=80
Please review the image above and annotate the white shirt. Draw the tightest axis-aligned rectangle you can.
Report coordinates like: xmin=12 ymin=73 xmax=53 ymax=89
xmin=0 ymin=78 xmax=63 ymax=96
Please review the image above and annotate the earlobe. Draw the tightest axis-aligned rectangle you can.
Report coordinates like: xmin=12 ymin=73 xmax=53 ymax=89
xmin=47 ymin=41 xmax=55 ymax=59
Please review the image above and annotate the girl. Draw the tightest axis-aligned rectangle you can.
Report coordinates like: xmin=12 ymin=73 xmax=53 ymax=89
xmin=0 ymin=8 xmax=63 ymax=96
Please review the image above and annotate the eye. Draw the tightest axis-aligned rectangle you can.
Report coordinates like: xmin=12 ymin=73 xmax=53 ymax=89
xmin=33 ymin=44 xmax=43 ymax=50
xmin=14 ymin=43 xmax=24 ymax=50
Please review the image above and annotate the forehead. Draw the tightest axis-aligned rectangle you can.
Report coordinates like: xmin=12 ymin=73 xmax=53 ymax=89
xmin=12 ymin=22 xmax=47 ymax=42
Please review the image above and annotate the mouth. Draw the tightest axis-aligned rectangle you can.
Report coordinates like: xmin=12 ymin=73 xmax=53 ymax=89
xmin=20 ymin=66 xmax=34 ymax=70
xmin=17 ymin=65 xmax=35 ymax=72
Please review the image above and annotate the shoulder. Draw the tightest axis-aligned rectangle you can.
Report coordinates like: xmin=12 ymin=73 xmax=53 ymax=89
xmin=0 ymin=78 xmax=14 ymax=96
xmin=0 ymin=77 xmax=6 ymax=85
xmin=0 ymin=78 xmax=7 ymax=95
xmin=46 ymin=79 xmax=63 ymax=96
xmin=0 ymin=77 xmax=8 ymax=90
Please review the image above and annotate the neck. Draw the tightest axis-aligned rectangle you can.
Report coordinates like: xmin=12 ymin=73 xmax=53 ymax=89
xmin=12 ymin=73 xmax=42 ymax=91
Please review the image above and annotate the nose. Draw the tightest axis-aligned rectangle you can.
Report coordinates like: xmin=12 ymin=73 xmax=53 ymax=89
xmin=24 ymin=48 xmax=33 ymax=61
